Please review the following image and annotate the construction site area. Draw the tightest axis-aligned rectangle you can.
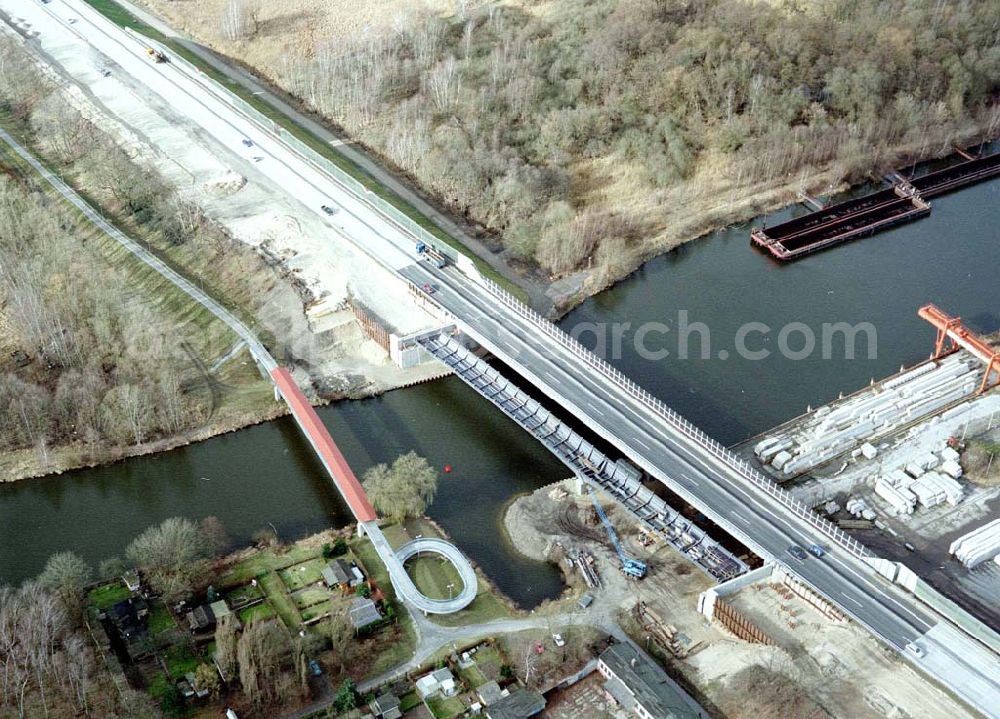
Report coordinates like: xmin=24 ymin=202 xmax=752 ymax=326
xmin=503 ymin=480 xmax=976 ymax=719
xmin=739 ymin=305 xmax=1000 ymax=629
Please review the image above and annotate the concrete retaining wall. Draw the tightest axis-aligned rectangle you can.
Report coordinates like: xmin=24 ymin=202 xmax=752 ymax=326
xmin=697 ymin=563 xmax=775 ymax=620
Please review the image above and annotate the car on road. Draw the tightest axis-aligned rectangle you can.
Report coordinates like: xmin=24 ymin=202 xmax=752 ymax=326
xmin=241 ymin=138 xmax=253 ymax=147
xmin=786 ymin=545 xmax=807 ymax=561
xmin=321 ymin=204 xmax=337 ymax=216
xmin=807 ymin=543 xmax=825 ymax=558
xmin=905 ymin=642 xmax=925 ymax=658
xmin=422 ymin=282 xmax=435 ymax=294
xmin=552 ymin=633 xmax=565 ymax=647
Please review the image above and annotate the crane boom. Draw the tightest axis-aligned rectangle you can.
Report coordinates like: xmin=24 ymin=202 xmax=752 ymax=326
xmin=587 ymin=487 xmax=647 ymax=579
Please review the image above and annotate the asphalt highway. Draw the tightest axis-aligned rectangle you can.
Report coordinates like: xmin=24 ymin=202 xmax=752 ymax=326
xmin=20 ymin=1 xmax=999 ymax=712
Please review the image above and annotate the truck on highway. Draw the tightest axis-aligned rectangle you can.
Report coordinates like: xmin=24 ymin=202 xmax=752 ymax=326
xmin=415 ymin=241 xmax=447 ymax=268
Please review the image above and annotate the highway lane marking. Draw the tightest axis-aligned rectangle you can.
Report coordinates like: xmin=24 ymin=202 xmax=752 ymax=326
xmin=634 ymin=438 xmax=651 ymax=450
xmin=729 ymin=510 xmax=750 ymax=525
xmin=66 ymin=0 xmax=936 ymax=644
xmin=585 ymin=401 xmax=605 ymax=417
xmin=840 ymin=592 xmax=864 ymax=608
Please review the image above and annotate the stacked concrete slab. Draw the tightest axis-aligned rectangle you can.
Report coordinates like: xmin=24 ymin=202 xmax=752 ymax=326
xmin=755 ymin=354 xmax=981 ymax=477
xmin=950 ymin=519 xmax=1000 ymax=568
xmin=869 ymin=441 xmax=965 ymax=513
xmin=874 ymin=477 xmax=916 ymax=514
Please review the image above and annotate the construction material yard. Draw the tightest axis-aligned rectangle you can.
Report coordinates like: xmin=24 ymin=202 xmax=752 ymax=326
xmin=504 ymin=480 xmax=980 ymax=719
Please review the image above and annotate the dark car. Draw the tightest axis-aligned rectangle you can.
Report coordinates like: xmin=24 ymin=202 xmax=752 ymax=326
xmin=241 ymin=138 xmax=253 ymax=147
xmin=786 ymin=545 xmax=808 ymax=561
xmin=308 ymin=660 xmax=322 ymax=676
xmin=807 ymin=544 xmax=826 ymax=558
xmin=321 ymin=205 xmax=337 ymax=216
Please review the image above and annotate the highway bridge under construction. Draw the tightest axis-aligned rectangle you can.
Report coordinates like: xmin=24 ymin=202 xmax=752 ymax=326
xmin=752 ymin=147 xmax=1000 ymax=260
xmin=25 ymin=1 xmax=1000 ymax=714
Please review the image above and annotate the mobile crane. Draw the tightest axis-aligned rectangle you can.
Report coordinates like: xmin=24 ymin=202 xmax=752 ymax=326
xmin=587 ymin=486 xmax=647 ymax=579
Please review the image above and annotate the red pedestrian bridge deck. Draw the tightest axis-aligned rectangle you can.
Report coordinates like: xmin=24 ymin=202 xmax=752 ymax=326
xmin=270 ymin=367 xmax=377 ymax=522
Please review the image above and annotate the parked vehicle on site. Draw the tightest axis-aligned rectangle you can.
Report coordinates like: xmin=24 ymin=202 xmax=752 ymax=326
xmin=321 ymin=204 xmax=337 ymax=216
xmin=807 ymin=544 xmax=825 ymax=558
xmin=241 ymin=138 xmax=253 ymax=147
xmin=308 ymin=660 xmax=323 ymax=676
xmin=146 ymin=47 xmax=167 ymax=63
xmin=552 ymin=633 xmax=565 ymax=647
xmin=905 ymin=642 xmax=925 ymax=658
xmin=786 ymin=545 xmax=808 ymax=561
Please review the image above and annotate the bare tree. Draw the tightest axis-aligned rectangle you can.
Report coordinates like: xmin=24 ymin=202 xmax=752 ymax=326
xmin=237 ymin=619 xmax=292 ymax=707
xmin=214 ymin=613 xmax=240 ymax=681
xmin=37 ymin=551 xmax=91 ymax=617
xmin=221 ymin=0 xmax=259 ymax=42
xmin=426 ymin=55 xmax=461 ymax=111
xmin=126 ymin=517 xmax=207 ymax=601
xmin=326 ymin=606 xmax=354 ymax=673
xmin=120 ymin=384 xmax=150 ymax=447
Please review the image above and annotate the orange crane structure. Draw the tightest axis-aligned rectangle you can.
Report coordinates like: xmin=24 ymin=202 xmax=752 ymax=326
xmin=918 ymin=304 xmax=1000 ymax=394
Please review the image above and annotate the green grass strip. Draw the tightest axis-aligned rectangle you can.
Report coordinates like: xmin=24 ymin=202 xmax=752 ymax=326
xmin=82 ymin=0 xmax=527 ymax=302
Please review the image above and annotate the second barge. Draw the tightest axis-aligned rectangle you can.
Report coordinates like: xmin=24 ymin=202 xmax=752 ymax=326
xmin=752 ymin=147 xmax=1000 ymax=261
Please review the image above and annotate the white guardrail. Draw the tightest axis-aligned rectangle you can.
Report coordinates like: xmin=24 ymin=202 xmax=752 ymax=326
xmin=476 ymin=276 xmax=871 ymax=560
xmin=149 ymin=31 xmax=867 ymax=560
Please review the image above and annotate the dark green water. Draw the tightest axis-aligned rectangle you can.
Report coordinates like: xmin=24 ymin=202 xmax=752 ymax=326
xmin=1 ymin=171 xmax=997 ymax=603
xmin=565 ymin=174 xmax=1000 ymax=445
xmin=0 ymin=378 xmax=570 ymax=603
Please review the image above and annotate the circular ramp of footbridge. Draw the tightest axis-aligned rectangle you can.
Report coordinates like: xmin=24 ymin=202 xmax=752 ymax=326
xmin=391 ymin=535 xmax=478 ymax=614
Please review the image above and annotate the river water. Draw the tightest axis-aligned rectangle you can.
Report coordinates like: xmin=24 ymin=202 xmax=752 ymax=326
xmin=1 ymin=172 xmax=997 ymax=604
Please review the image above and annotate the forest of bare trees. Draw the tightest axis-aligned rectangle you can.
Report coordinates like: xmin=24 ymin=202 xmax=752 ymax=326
xmin=0 ymin=582 xmax=163 ymax=719
xmin=0 ymin=38 xmax=281 ymax=472
xmin=272 ymin=0 xmax=1000 ymax=280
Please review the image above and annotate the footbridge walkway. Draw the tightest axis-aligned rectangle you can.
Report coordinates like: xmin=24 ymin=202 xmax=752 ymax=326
xmin=270 ymin=368 xmax=477 ymax=614
xmin=1 ymin=122 xmax=476 ymax=617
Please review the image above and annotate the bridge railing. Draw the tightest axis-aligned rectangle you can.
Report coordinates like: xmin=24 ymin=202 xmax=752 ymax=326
xmin=154 ymin=35 xmax=865 ymax=559
xmin=476 ymin=276 xmax=870 ymax=559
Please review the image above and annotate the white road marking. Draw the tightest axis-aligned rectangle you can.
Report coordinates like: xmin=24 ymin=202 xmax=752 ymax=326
xmin=729 ymin=510 xmax=750 ymax=525
xmin=585 ymin=401 xmax=605 ymax=417
xmin=840 ymin=592 xmax=864 ymax=608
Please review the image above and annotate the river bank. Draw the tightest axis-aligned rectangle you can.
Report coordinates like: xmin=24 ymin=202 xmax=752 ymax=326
xmin=121 ymin=0 xmax=999 ymax=317
xmin=0 ymin=24 xmax=450 ymax=486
